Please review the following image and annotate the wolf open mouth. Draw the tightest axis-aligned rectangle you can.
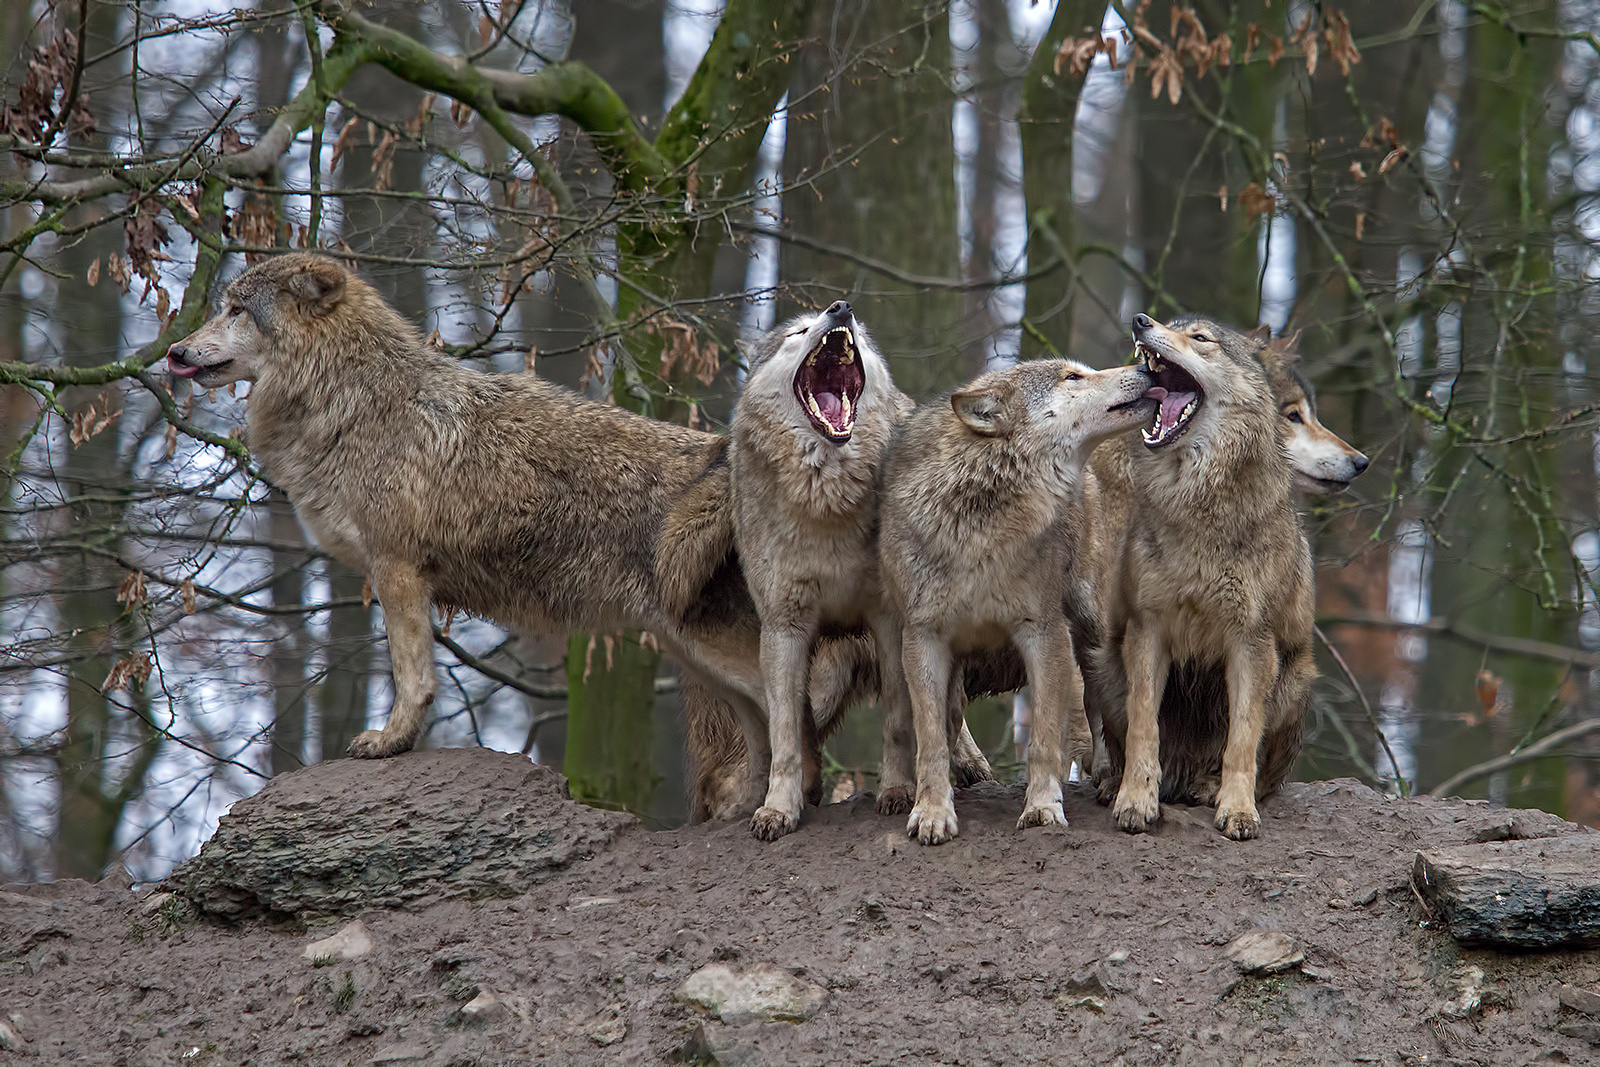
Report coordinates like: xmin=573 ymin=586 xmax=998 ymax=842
xmin=1135 ymin=341 xmax=1204 ymax=449
xmin=794 ymin=326 xmax=864 ymax=443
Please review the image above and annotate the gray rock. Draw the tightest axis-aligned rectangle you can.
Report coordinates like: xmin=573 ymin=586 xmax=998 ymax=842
xmin=0 ymin=1019 xmax=20 ymax=1050
xmin=1557 ymin=1021 xmax=1600 ymax=1044
xmin=165 ymin=749 xmax=634 ymax=921
xmin=1224 ymin=930 xmax=1304 ymax=975
xmin=459 ymin=990 xmax=504 ymax=1022
xmin=676 ymin=963 xmax=828 ymax=1025
xmin=303 ymin=919 xmax=372 ymax=962
xmin=1434 ymin=964 xmax=1486 ymax=1020
xmin=1559 ymin=985 xmax=1600 ymax=1016
xmin=1413 ymin=836 xmax=1600 ymax=949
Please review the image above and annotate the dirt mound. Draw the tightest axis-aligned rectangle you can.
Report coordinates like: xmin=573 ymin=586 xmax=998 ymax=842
xmin=167 ymin=749 xmax=635 ymax=921
xmin=4 ymin=750 xmax=1600 ymax=1066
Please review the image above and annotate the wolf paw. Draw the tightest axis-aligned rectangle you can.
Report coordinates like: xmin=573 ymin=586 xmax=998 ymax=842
xmin=875 ymin=784 xmax=914 ymax=816
xmin=1112 ymin=787 xmax=1160 ymax=834
xmin=1016 ymin=801 xmax=1067 ymax=831
xmin=952 ymin=755 xmax=995 ymax=788
xmin=749 ymin=805 xmax=799 ymax=841
xmin=1215 ymin=804 xmax=1259 ymax=840
xmin=346 ymin=730 xmax=413 ymax=759
xmin=907 ymin=802 xmax=959 ymax=846
xmin=1095 ymin=773 xmax=1122 ymax=807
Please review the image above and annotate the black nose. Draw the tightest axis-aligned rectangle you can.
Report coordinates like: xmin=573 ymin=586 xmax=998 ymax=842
xmin=1133 ymin=313 xmax=1155 ymax=330
xmin=826 ymin=300 xmax=852 ymax=319
xmin=1352 ymin=453 xmax=1370 ymax=474
xmin=168 ymin=343 xmax=190 ymax=364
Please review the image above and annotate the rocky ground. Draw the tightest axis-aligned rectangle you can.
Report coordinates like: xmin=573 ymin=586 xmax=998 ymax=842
xmin=3 ymin=748 xmax=1600 ymax=1067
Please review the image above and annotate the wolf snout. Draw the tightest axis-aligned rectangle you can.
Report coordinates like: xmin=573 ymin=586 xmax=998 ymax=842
xmin=1133 ymin=313 xmax=1155 ymax=331
xmin=825 ymin=300 xmax=853 ymax=321
xmin=167 ymin=343 xmax=202 ymax=379
xmin=1351 ymin=452 xmax=1370 ymax=474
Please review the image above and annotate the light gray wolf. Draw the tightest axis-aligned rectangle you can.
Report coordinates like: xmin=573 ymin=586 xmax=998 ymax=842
xmin=1249 ymin=327 xmax=1369 ymax=493
xmin=727 ymin=301 xmax=920 ymax=840
xmin=1093 ymin=313 xmax=1316 ymax=841
xmin=879 ymin=359 xmax=1154 ymax=845
xmin=166 ymin=252 xmax=782 ymax=780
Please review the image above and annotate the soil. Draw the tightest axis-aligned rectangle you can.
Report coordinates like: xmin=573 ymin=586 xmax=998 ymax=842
xmin=4 ymin=748 xmax=1600 ymax=1067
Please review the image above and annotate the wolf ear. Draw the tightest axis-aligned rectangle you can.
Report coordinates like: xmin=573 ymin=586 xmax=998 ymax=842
xmin=1269 ymin=329 xmax=1303 ymax=362
xmin=286 ymin=258 xmax=347 ymax=317
xmin=952 ymin=386 xmax=1011 ymax=437
xmin=1245 ymin=323 xmax=1272 ymax=344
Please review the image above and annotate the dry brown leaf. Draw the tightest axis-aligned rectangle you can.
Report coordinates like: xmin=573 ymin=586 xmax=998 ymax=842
xmin=86 ymin=256 xmax=100 ymax=287
xmin=181 ymin=578 xmax=197 ymax=615
xmin=1379 ymin=146 xmax=1407 ymax=174
xmin=362 ymin=578 xmax=373 ymax=610
xmin=1217 ymin=184 xmax=1228 ymax=211
xmin=155 ymin=286 xmax=170 ymax=321
xmin=1475 ymin=669 xmax=1503 ymax=718
xmin=1150 ymin=44 xmax=1184 ymax=104
xmin=1244 ymin=23 xmax=1260 ymax=63
xmin=1239 ymin=182 xmax=1275 ymax=223
xmin=1303 ymin=33 xmax=1318 ymax=77
xmin=1267 ymin=34 xmax=1284 ymax=67
xmin=478 ymin=14 xmax=494 ymax=49
xmin=1354 ymin=212 xmax=1365 ymax=240
xmin=1325 ymin=11 xmax=1361 ymax=75
xmin=103 ymin=653 xmax=152 ymax=693
xmin=1349 ymin=161 xmax=1366 ymax=180
xmin=331 ymin=115 xmax=360 ymax=167
xmin=163 ymin=422 xmax=178 ymax=460
xmin=116 ymin=571 xmax=147 ymax=612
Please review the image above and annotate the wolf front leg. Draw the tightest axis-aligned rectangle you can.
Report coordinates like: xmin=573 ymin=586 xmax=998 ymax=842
xmin=751 ymin=623 xmax=813 ymax=840
xmin=347 ymin=560 xmax=436 ymax=759
xmin=870 ymin=612 xmax=916 ymax=815
xmin=903 ymin=627 xmax=959 ymax=845
xmin=1014 ymin=618 xmax=1076 ymax=830
xmin=947 ymin=673 xmax=994 ymax=787
xmin=1112 ymin=618 xmax=1167 ymax=833
xmin=1215 ymin=634 xmax=1277 ymax=839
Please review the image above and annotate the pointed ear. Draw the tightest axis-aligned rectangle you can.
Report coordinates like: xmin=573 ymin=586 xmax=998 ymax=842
xmin=1245 ymin=323 xmax=1272 ymax=344
xmin=286 ymin=257 xmax=347 ymax=316
xmin=1271 ymin=329 xmax=1303 ymax=362
xmin=952 ymin=386 xmax=1011 ymax=436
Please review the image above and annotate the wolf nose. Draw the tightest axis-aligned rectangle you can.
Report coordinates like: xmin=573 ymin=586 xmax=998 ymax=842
xmin=1351 ymin=452 xmax=1370 ymax=474
xmin=826 ymin=300 xmax=852 ymax=319
xmin=1133 ymin=313 xmax=1155 ymax=330
xmin=167 ymin=343 xmax=191 ymax=365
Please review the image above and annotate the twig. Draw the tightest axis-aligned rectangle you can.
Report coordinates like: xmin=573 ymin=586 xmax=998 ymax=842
xmin=1427 ymin=717 xmax=1600 ymax=799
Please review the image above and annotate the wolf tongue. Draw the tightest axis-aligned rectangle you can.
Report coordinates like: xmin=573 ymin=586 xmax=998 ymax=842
xmin=1159 ymin=391 xmax=1194 ymax=434
xmin=815 ymin=391 xmax=843 ymax=422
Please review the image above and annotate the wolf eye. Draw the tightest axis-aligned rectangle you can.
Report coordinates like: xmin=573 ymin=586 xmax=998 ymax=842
xmin=1285 ymin=409 xmax=1304 ymax=424
xmin=1064 ymin=371 xmax=1084 ymax=382
xmin=228 ymin=305 xmax=245 ymax=318
xmin=1192 ymin=332 xmax=1213 ymax=343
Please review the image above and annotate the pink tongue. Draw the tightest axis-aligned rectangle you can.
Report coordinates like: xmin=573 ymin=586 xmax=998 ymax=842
xmin=1158 ymin=391 xmax=1195 ymax=434
xmin=815 ymin=391 xmax=843 ymax=423
xmin=167 ymin=354 xmax=200 ymax=379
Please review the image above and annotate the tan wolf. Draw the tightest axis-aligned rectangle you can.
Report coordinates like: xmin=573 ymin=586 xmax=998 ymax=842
xmin=728 ymin=300 xmax=927 ymax=840
xmin=1093 ymin=313 xmax=1316 ymax=841
xmin=166 ymin=252 xmax=783 ymax=786
xmin=1251 ymin=328 xmax=1370 ymax=494
xmin=879 ymin=359 xmax=1154 ymax=845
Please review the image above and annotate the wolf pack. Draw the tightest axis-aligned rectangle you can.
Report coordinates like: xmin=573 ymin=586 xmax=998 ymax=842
xmin=167 ymin=253 xmax=1369 ymax=847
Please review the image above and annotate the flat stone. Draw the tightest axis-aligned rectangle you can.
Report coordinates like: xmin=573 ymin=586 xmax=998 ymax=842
xmin=1559 ymin=985 xmax=1600 ymax=1016
xmin=0 ymin=1020 xmax=20 ymax=1051
xmin=368 ymin=1046 xmax=428 ymax=1064
xmin=676 ymin=963 xmax=828 ymax=1025
xmin=1413 ymin=836 xmax=1600 ymax=949
xmin=1434 ymin=964 xmax=1486 ymax=1021
xmin=675 ymin=1022 xmax=763 ymax=1066
xmin=1224 ymin=930 xmax=1304 ymax=975
xmin=304 ymin=919 xmax=372 ymax=962
xmin=165 ymin=750 xmax=634 ymax=921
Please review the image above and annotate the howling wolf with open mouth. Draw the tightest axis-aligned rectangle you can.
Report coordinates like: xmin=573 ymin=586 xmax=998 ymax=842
xmin=730 ymin=301 xmax=920 ymax=840
xmin=1094 ymin=313 xmax=1316 ymax=840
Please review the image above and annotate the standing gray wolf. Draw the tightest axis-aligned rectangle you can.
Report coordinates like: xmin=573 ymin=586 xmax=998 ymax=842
xmin=879 ymin=359 xmax=1154 ymax=845
xmin=729 ymin=301 xmax=921 ymax=840
xmin=1094 ymin=313 xmax=1316 ymax=841
xmin=167 ymin=253 xmax=780 ymax=781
